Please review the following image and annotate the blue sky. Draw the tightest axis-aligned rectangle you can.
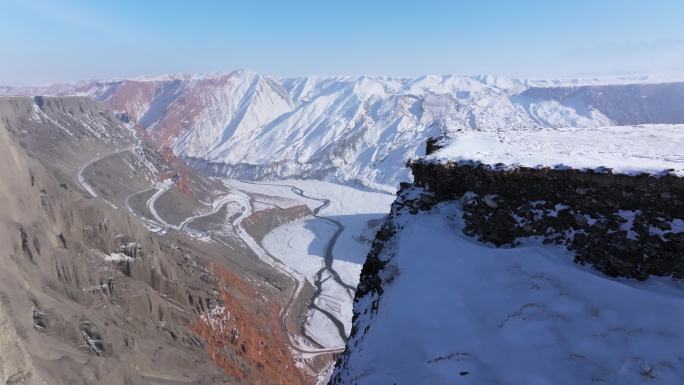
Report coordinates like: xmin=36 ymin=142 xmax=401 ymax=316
xmin=2 ymin=0 xmax=684 ymax=85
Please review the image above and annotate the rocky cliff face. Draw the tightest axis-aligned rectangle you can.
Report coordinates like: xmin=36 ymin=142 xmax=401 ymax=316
xmin=410 ymin=161 xmax=684 ymax=280
xmin=0 ymin=96 xmax=136 ymax=181
xmin=0 ymin=108 xmax=210 ymax=384
xmin=330 ymin=142 xmax=684 ymax=384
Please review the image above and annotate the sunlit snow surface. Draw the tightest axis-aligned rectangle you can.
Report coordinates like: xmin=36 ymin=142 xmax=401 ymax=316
xmin=336 ymin=201 xmax=684 ymax=385
xmin=428 ymin=125 xmax=684 ymax=176
xmin=9 ymin=71 xmax=684 ymax=191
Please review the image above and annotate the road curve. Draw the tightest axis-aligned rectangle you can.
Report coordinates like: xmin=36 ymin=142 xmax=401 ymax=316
xmin=75 ymin=145 xmax=136 ymax=201
xmin=123 ymin=187 xmax=166 ymax=232
xmin=136 ymin=182 xmax=344 ymax=354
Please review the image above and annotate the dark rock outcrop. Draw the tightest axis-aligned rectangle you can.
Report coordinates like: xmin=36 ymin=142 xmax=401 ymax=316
xmin=409 ymin=160 xmax=684 ymax=280
xmin=424 ymin=136 xmax=447 ymax=156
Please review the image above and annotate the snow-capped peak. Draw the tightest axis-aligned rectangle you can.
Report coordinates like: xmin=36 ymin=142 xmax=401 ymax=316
xmin=3 ymin=70 xmax=684 ymax=191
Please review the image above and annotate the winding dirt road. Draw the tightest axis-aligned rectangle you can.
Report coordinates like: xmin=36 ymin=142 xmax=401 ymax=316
xmin=79 ymin=155 xmax=346 ymax=355
xmin=74 ymin=145 xmax=137 ymax=208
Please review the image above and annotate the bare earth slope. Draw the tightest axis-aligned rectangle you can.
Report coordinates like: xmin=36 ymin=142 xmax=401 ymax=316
xmin=0 ymin=97 xmax=313 ymax=385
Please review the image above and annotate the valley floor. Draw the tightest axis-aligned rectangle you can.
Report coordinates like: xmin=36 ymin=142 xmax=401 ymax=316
xmin=117 ymin=171 xmax=394 ymax=377
xmin=221 ymin=179 xmax=394 ymax=350
xmin=68 ymin=130 xmax=394 ymax=382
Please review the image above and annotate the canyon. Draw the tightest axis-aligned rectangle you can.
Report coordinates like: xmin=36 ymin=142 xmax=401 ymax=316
xmin=5 ymin=71 xmax=684 ymax=191
xmin=0 ymin=96 xmax=374 ymax=384
xmin=1 ymin=72 xmax=683 ymax=385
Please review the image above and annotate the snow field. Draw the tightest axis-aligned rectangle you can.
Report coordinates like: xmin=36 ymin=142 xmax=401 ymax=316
xmin=429 ymin=125 xmax=684 ymax=176
xmin=339 ymin=200 xmax=684 ymax=385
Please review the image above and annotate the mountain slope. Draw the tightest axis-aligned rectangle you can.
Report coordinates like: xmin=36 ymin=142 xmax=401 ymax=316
xmin=0 ymin=98 xmax=225 ymax=384
xmin=0 ymin=97 xmax=313 ymax=385
xmin=4 ymin=72 xmax=684 ymax=191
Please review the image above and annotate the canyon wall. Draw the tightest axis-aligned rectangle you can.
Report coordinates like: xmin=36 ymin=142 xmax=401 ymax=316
xmin=331 ymin=143 xmax=684 ymax=384
xmin=0 ymin=97 xmax=311 ymax=385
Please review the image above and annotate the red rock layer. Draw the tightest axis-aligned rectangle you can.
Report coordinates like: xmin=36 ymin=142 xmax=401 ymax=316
xmin=104 ymin=81 xmax=157 ymax=120
xmin=192 ymin=263 xmax=311 ymax=385
xmin=156 ymin=146 xmax=192 ymax=195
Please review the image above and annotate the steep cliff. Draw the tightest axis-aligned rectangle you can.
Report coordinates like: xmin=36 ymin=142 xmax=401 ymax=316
xmin=330 ymin=133 xmax=684 ymax=384
xmin=0 ymin=97 xmax=312 ymax=385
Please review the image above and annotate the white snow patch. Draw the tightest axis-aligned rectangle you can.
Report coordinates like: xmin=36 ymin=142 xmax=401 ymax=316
xmin=428 ymin=125 xmax=684 ymax=176
xmin=672 ymin=218 xmax=684 ymax=233
xmin=338 ymin=201 xmax=684 ymax=384
xmin=617 ymin=209 xmax=641 ymax=240
xmin=305 ymin=308 xmax=346 ymax=348
xmin=199 ymin=305 xmax=230 ymax=334
xmin=103 ymin=252 xmax=133 ymax=263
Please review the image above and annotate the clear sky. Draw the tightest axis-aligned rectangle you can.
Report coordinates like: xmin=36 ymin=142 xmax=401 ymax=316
xmin=2 ymin=0 xmax=684 ymax=85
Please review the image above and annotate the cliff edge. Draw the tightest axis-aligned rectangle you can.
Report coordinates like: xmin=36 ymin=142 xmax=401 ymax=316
xmin=331 ymin=128 xmax=684 ymax=385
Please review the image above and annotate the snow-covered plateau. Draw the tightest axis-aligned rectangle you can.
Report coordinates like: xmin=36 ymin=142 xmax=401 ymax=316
xmin=331 ymin=199 xmax=684 ymax=385
xmin=331 ymin=121 xmax=684 ymax=384
xmin=427 ymin=124 xmax=684 ymax=176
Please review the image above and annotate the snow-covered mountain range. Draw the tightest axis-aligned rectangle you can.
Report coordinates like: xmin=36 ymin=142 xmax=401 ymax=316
xmin=3 ymin=70 xmax=684 ymax=191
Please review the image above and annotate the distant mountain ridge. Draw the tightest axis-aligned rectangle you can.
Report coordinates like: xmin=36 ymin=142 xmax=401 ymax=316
xmin=3 ymin=70 xmax=684 ymax=191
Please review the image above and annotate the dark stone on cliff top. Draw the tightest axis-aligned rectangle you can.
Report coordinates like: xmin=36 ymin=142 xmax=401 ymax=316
xmin=409 ymin=160 xmax=684 ymax=280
